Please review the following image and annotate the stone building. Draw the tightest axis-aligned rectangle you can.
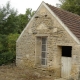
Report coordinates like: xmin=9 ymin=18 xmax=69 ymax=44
xmin=16 ymin=1 xmax=80 ymax=80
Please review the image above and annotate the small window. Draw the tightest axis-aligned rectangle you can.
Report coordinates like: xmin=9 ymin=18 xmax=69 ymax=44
xmin=41 ymin=37 xmax=47 ymax=65
xmin=36 ymin=37 xmax=47 ymax=66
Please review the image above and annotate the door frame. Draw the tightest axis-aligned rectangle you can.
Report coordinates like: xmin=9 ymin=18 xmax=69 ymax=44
xmin=61 ymin=46 xmax=72 ymax=78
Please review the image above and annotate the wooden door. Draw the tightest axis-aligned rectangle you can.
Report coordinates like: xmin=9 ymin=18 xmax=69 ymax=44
xmin=61 ymin=57 xmax=71 ymax=78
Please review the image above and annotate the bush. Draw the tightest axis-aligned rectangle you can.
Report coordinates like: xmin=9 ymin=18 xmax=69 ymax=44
xmin=0 ymin=52 xmax=16 ymax=65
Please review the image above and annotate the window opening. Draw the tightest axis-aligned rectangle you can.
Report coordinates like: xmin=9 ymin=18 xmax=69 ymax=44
xmin=62 ymin=46 xmax=72 ymax=57
xmin=41 ymin=37 xmax=47 ymax=65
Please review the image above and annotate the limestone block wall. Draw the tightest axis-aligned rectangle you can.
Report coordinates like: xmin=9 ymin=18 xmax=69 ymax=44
xmin=70 ymin=45 xmax=80 ymax=79
xmin=16 ymin=26 xmax=36 ymax=68
xmin=16 ymin=5 xmax=80 ymax=79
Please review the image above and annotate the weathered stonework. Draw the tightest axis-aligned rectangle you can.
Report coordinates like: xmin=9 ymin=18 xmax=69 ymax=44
xmin=16 ymin=2 xmax=80 ymax=80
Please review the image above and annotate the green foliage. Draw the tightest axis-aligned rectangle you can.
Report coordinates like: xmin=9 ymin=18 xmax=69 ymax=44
xmin=0 ymin=52 xmax=15 ymax=65
xmin=7 ymin=33 xmax=19 ymax=53
xmin=59 ymin=0 xmax=80 ymax=15
xmin=4 ymin=14 xmax=19 ymax=34
xmin=17 ymin=8 xmax=35 ymax=33
xmin=0 ymin=33 xmax=19 ymax=65
xmin=0 ymin=1 xmax=35 ymax=65
xmin=0 ymin=34 xmax=7 ymax=53
xmin=0 ymin=2 xmax=18 ymax=35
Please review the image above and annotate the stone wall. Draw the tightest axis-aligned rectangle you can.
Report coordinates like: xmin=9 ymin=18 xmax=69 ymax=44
xmin=16 ymin=5 xmax=80 ymax=79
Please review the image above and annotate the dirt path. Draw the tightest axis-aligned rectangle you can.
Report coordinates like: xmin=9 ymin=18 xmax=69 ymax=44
xmin=0 ymin=64 xmax=53 ymax=80
xmin=0 ymin=64 xmax=25 ymax=80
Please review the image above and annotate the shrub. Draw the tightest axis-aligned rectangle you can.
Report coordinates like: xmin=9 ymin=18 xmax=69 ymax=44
xmin=0 ymin=52 xmax=16 ymax=65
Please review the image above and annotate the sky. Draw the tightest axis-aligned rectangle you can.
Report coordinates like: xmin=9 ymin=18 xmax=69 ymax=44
xmin=0 ymin=0 xmax=60 ymax=14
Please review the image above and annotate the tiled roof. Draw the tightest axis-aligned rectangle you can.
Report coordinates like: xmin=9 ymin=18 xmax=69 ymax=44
xmin=46 ymin=3 xmax=80 ymax=40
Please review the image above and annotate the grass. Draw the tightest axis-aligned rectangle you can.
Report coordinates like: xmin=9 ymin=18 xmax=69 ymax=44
xmin=0 ymin=64 xmax=51 ymax=80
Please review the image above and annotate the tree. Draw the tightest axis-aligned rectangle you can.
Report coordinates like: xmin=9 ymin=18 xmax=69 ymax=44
xmin=59 ymin=0 xmax=80 ymax=15
xmin=0 ymin=33 xmax=19 ymax=65
xmin=7 ymin=33 xmax=19 ymax=53
xmin=0 ymin=2 xmax=18 ymax=35
xmin=0 ymin=1 xmax=35 ymax=65
xmin=0 ymin=2 xmax=19 ymax=65
xmin=0 ymin=34 xmax=7 ymax=53
xmin=17 ymin=8 xmax=35 ymax=33
xmin=0 ymin=2 xmax=35 ymax=34
xmin=4 ymin=13 xmax=19 ymax=34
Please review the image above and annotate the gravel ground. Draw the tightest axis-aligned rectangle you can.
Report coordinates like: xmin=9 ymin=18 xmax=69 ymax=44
xmin=0 ymin=64 xmax=53 ymax=80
